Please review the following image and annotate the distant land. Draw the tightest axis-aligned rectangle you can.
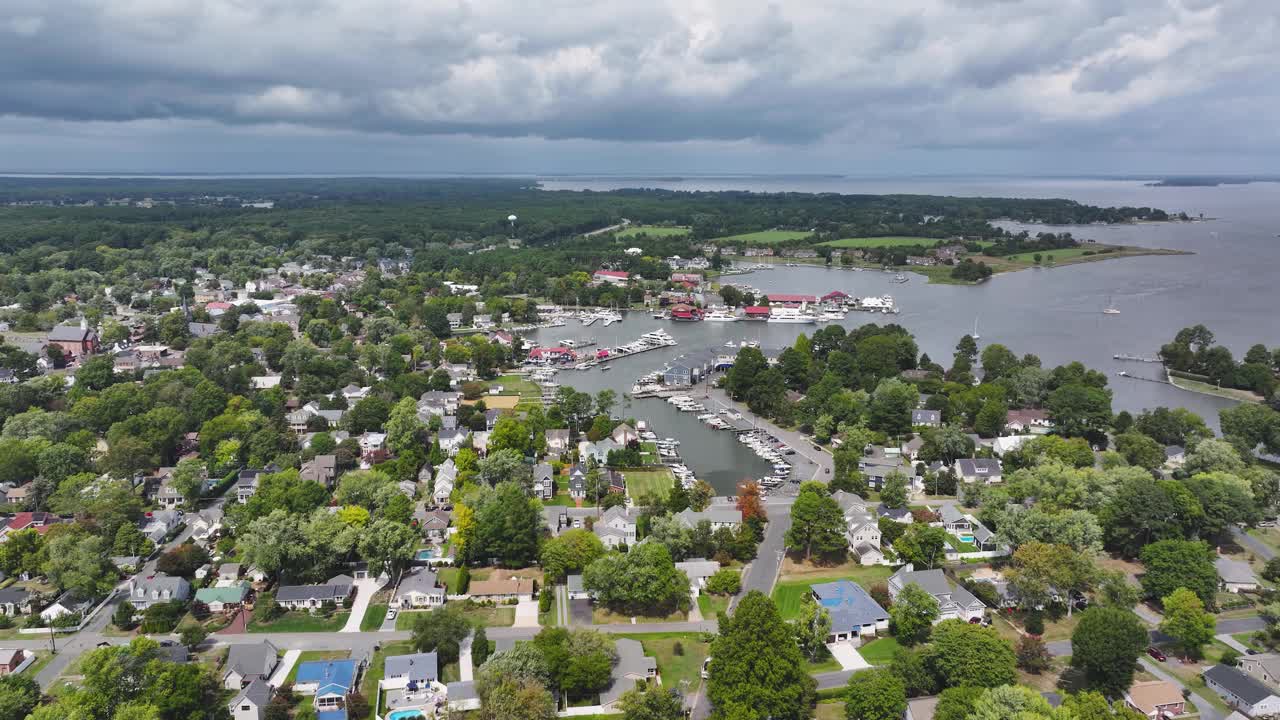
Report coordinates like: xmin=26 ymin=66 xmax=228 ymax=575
xmin=1145 ymin=175 xmax=1280 ymax=187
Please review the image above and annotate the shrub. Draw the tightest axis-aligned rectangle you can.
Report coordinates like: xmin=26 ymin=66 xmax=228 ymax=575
xmin=1024 ymin=612 xmax=1045 ymax=636
xmin=673 ymin=641 xmax=684 ymax=656
xmin=51 ymin=612 xmax=82 ymax=629
xmin=112 ymin=602 xmax=136 ymax=630
xmin=869 ymin=583 xmax=892 ymax=609
xmin=456 ymin=566 xmax=471 ymax=594
xmin=539 ymin=588 xmax=553 ymax=613
xmin=705 ymin=569 xmax=741 ymax=596
xmin=0 ymin=615 xmax=13 ymax=630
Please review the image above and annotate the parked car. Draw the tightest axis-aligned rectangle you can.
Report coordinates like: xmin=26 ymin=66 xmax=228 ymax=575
xmin=387 ymin=609 xmax=397 ymax=621
xmin=1147 ymin=646 xmax=1167 ymax=662
xmin=701 ymin=657 xmax=712 ymax=679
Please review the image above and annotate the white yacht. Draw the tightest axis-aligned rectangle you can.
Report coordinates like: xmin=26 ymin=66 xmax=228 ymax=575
xmin=818 ymin=308 xmax=846 ymax=322
xmin=704 ymin=309 xmax=740 ymax=322
xmin=767 ymin=306 xmax=816 ymax=324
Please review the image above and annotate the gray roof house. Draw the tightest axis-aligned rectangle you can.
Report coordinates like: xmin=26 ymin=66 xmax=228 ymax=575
xmin=1238 ymin=652 xmax=1280 ymax=688
xmin=595 ymin=506 xmax=639 ymax=548
xmin=811 ymin=580 xmax=889 ymax=643
xmin=1217 ymin=556 xmax=1261 ymax=593
xmin=532 ymin=463 xmax=555 ymax=500
xmin=675 ymin=507 xmax=742 ymax=530
xmin=888 ymin=565 xmax=985 ymax=623
xmin=955 ymin=458 xmax=1002 ymax=484
xmin=0 ymin=588 xmax=32 ymax=617
xmin=275 ymin=575 xmax=354 ymax=610
xmin=228 ymin=678 xmax=273 ymax=720
xmin=384 ymin=652 xmax=438 ymax=689
xmin=675 ymin=559 xmax=721 ymax=592
xmin=1204 ymin=665 xmax=1280 ymax=717
xmin=911 ymin=409 xmax=942 ymax=427
xmin=599 ymin=639 xmax=658 ymax=710
xmin=393 ymin=569 xmax=446 ymax=609
xmin=128 ymin=573 xmax=192 ymax=609
xmin=223 ymin=641 xmax=280 ymax=689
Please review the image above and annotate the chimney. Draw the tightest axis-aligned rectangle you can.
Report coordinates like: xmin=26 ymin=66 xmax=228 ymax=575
xmin=79 ymin=316 xmax=87 ymax=330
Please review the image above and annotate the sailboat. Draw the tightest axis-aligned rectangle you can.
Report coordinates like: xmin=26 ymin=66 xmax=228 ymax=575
xmin=1102 ymin=296 xmax=1121 ymax=315
xmin=971 ymin=317 xmax=980 ymax=341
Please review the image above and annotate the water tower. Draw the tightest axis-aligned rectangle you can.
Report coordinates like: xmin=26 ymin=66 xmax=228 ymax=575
xmin=507 ymin=214 xmax=518 ymax=237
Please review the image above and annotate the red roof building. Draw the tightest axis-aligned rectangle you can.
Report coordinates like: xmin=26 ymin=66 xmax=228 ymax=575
xmin=744 ymin=306 xmax=772 ymax=318
xmin=821 ymin=291 xmax=850 ymax=302
xmin=766 ymin=293 xmax=817 ymax=305
xmin=528 ymin=346 xmax=577 ymax=361
xmin=593 ymin=270 xmax=630 ymax=285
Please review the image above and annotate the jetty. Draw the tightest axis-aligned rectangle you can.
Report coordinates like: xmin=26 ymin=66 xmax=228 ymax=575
xmin=1113 ymin=353 xmax=1162 ymax=363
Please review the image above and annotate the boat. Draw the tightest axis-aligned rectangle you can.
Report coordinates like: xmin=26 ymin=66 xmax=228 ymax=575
xmin=971 ymin=316 xmax=981 ymax=340
xmin=766 ymin=306 xmax=816 ymax=324
xmin=704 ymin=309 xmax=740 ymax=322
xmin=892 ymin=273 xmax=908 ymax=283
xmin=1102 ymin=295 xmax=1121 ymax=314
xmin=818 ymin=309 xmax=846 ymax=322
xmin=600 ymin=366 xmax=611 ymax=372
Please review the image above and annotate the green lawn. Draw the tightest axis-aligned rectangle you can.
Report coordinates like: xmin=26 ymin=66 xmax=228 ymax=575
xmin=360 ymin=603 xmax=388 ymax=632
xmin=616 ymin=632 xmax=710 ymax=691
xmin=772 ymin=565 xmax=894 ymax=621
xmin=248 ymin=611 xmax=350 ymax=633
xmin=285 ymin=650 xmax=350 ymax=684
xmin=616 ymin=225 xmax=691 ymax=239
xmin=820 ymin=236 xmax=938 ymax=249
xmin=437 ymin=567 xmax=469 ymax=594
xmin=857 ymin=637 xmax=901 ymax=664
xmin=805 ymin=646 xmax=843 ymax=673
xmin=543 ymin=492 xmax=579 ymax=507
xmin=715 ymin=230 xmax=813 ymax=245
xmin=492 ymin=374 xmax=542 ymax=399
xmin=697 ymin=594 xmax=731 ymax=618
xmin=360 ymin=640 xmax=414 ymax=714
xmin=593 ymin=608 xmax=687 ymax=625
xmin=623 ymin=468 xmax=675 ymax=501
xmin=944 ymin=534 xmax=979 ymax=553
xmin=1233 ymin=632 xmax=1262 ymax=650
xmin=1002 ymin=246 xmax=1115 ymax=264
xmin=394 ymin=605 xmax=515 ymax=631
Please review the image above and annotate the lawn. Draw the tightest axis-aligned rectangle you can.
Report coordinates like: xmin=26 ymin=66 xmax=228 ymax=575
xmin=820 ymin=236 xmax=938 ymax=249
xmin=623 ymin=468 xmax=675 ymax=501
xmin=804 ymin=646 xmax=843 ymax=673
xmin=714 ymin=230 xmax=813 ymax=245
xmin=816 ymin=702 xmax=846 ymax=720
xmin=360 ymin=603 xmax=388 ymax=632
xmin=616 ymin=225 xmax=691 ymax=239
xmin=944 ymin=534 xmax=980 ymax=553
xmin=394 ymin=605 xmax=515 ymax=630
xmin=592 ymin=608 xmax=687 ymax=625
xmin=772 ymin=562 xmax=894 ymax=621
xmin=492 ymin=374 xmax=542 ymax=399
xmin=539 ymin=592 xmax=559 ymax=627
xmin=1002 ymin=246 xmax=1113 ymax=264
xmin=616 ymin=632 xmax=710 ymax=691
xmin=360 ymin=640 xmax=414 ymax=712
xmin=285 ymin=650 xmax=350 ymax=684
xmin=248 ymin=610 xmax=350 ymax=633
xmin=437 ymin=567 xmax=477 ymax=594
xmin=1233 ymin=632 xmax=1262 ymax=650
xmin=697 ymin=593 xmax=731 ymax=619
xmin=858 ymin=637 xmax=901 ymax=665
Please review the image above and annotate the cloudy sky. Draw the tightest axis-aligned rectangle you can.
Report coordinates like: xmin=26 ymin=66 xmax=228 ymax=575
xmin=1 ymin=0 xmax=1277 ymax=174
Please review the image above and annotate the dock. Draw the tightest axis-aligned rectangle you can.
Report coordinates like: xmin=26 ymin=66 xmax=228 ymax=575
xmin=1114 ymin=353 xmax=1162 ymax=363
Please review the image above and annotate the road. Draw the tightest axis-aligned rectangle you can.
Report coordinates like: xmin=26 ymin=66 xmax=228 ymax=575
xmin=1139 ymin=657 xmax=1222 ymax=720
xmin=1233 ymin=527 xmax=1275 ymax=560
xmin=583 ymin=218 xmax=631 ymax=237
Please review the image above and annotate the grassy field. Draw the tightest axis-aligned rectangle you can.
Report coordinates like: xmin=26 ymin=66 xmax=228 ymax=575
xmin=1003 ymin=247 xmax=1113 ymax=264
xmin=395 ymin=605 xmax=515 ymax=630
xmin=616 ymin=225 xmax=691 ymax=239
xmin=713 ymin=230 xmax=813 ymax=245
xmin=360 ymin=640 xmax=413 ymax=710
xmin=593 ymin=608 xmax=687 ymax=624
xmin=772 ymin=563 xmax=894 ymax=621
xmin=623 ymin=468 xmax=675 ymax=501
xmin=492 ymin=374 xmax=542 ymax=399
xmin=1169 ymin=374 xmax=1266 ymax=403
xmin=616 ymin=632 xmax=710 ymax=691
xmin=285 ymin=650 xmax=350 ymax=684
xmin=816 ymin=702 xmax=846 ymax=720
xmin=360 ymin=603 xmax=388 ymax=632
xmin=820 ymin=236 xmax=938 ymax=249
xmin=857 ymin=637 xmax=901 ymax=665
xmin=249 ymin=611 xmax=350 ymax=633
xmin=944 ymin=534 xmax=979 ymax=553
xmin=697 ymin=593 xmax=731 ymax=618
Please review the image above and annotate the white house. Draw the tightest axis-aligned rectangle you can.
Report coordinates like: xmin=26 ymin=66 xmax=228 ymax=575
xmin=1205 ymin=665 xmax=1280 ymax=717
xmin=594 ymin=506 xmax=639 ymax=548
xmin=393 ymin=569 xmax=447 ymax=609
xmin=1217 ymin=556 xmax=1261 ymax=593
xmin=228 ymin=678 xmax=272 ymax=720
xmin=888 ymin=565 xmax=985 ymax=623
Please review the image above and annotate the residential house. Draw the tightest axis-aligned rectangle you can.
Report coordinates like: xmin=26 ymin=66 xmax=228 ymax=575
xmin=675 ymin=507 xmax=742 ymax=531
xmin=1238 ymin=653 xmax=1280 ymax=688
xmin=568 ymin=464 xmax=588 ymax=499
xmin=393 ymin=569 xmax=446 ymax=609
xmin=468 ymin=576 xmax=535 ymax=602
xmin=0 ymin=589 xmax=32 ymax=617
xmin=142 ymin=509 xmax=183 ymax=544
xmin=844 ymin=508 xmax=884 ymax=566
xmin=195 ymin=584 xmax=250 ymax=614
xmin=579 ymin=438 xmax=620 ymax=465
xmin=938 ymin=505 xmax=975 ymax=543
xmin=293 ymin=658 xmax=359 ymax=715
xmin=675 ymin=559 xmax=721 ymax=596
xmin=222 ymin=641 xmax=280 ymax=689
xmin=595 ymin=506 xmax=640 ymax=548
xmin=383 ymin=652 xmax=438 ymax=690
xmin=888 ymin=565 xmax=986 ymax=623
xmin=112 ymin=556 xmax=143 ymax=573
xmin=1217 ymin=556 xmax=1261 ymax=593
xmin=911 ymin=409 xmax=942 ymax=428
xmin=2 ymin=512 xmax=60 ymax=538
xmin=532 ymin=463 xmax=555 ymax=500
xmin=228 ymin=678 xmax=272 ymax=720
xmin=358 ymin=432 xmax=387 ymax=462
xmin=598 ymin=639 xmax=658 ymax=711
xmin=993 ymin=435 xmax=1034 ymax=457
xmin=128 ymin=573 xmax=192 ymax=609
xmin=1205 ymin=665 xmax=1280 ymax=717
xmin=218 ymin=563 xmax=243 ymax=583
xmin=236 ymin=470 xmax=263 ymax=504
xmin=155 ymin=482 xmax=185 ymax=509
xmin=446 ymin=681 xmax=480 ymax=713
xmin=275 ymin=575 xmax=354 ymax=611
xmin=1005 ymin=409 xmax=1054 ymax=434
xmin=566 ymin=574 xmax=591 ymax=600
xmin=901 ymin=436 xmax=925 ymax=461
xmin=955 ymin=458 xmax=1003 ymax=484
xmin=436 ymin=428 xmax=468 ymax=456
xmin=190 ymin=508 xmax=224 ymax=544
xmin=811 ymin=580 xmax=889 ymax=644
xmin=546 ymin=429 xmax=572 ymax=454
xmin=593 ymin=270 xmax=630 ymax=285
xmin=432 ymin=460 xmax=457 ymax=505
xmin=299 ymin=455 xmax=338 ymax=487
xmin=610 ymin=423 xmax=640 ymax=446
xmin=40 ymin=593 xmax=93 ymax=623
xmin=0 ymin=649 xmax=26 ymax=676
xmin=417 ymin=509 xmax=451 ymax=541
xmin=858 ymin=457 xmax=916 ymax=491
xmin=1165 ymin=446 xmax=1187 ymax=468
xmin=4 ymin=484 xmax=30 ymax=507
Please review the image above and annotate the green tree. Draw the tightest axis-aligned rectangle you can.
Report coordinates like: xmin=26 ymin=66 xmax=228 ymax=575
xmin=412 ymin=605 xmax=473 ymax=666
xmin=539 ymin=528 xmax=606 ymax=584
xmin=385 ymin=397 xmax=425 ymax=457
xmin=1139 ymin=539 xmax=1218 ymax=607
xmin=0 ymin=673 xmax=41 ymax=720
xmin=620 ymin=686 xmax=685 ymax=720
xmin=890 ymin=583 xmax=940 ymax=645
xmin=1159 ymin=587 xmax=1215 ymax=659
xmin=1114 ymin=431 xmax=1165 ymax=470
xmin=784 ymin=484 xmax=848 ymax=560
xmin=974 ymin=398 xmax=1008 ymax=438
xmin=934 ymin=686 xmax=985 ymax=720
xmin=707 ymin=591 xmax=815 ymax=720
xmin=924 ymin=619 xmax=1016 ymax=688
xmin=1071 ymin=607 xmax=1148 ymax=697
xmin=793 ymin=593 xmax=832 ymax=661
xmin=43 ymin=530 xmax=117 ymax=598
xmin=893 ymin=525 xmax=949 ymax=570
xmin=1047 ymin=383 xmax=1112 ymax=439
xmin=1006 ymin=542 xmax=1096 ymax=617
xmin=1016 ymin=634 xmax=1052 ymax=673
xmin=844 ymin=668 xmax=907 ymax=720
xmin=971 ymin=685 xmax=1054 ymax=720
xmin=476 ymin=677 xmax=556 ymax=720
xmin=583 ymin=543 xmax=689 ymax=615
xmin=472 ymin=626 xmax=491 ymax=665
xmin=357 ymin=518 xmax=419 ymax=575
xmin=879 ymin=471 xmax=909 ymax=509
xmin=472 ymin=481 xmax=542 ymax=567
xmin=867 ymin=378 xmax=918 ymax=435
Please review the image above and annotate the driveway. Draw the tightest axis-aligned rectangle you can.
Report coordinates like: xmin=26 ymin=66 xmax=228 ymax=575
xmin=340 ymin=577 xmax=383 ymax=633
xmin=514 ymin=599 xmax=540 ymax=627
xmin=269 ymin=649 xmax=301 ymax=687
xmin=1233 ymin=527 xmax=1275 ymax=561
xmin=1139 ymin=657 xmax=1223 ymax=720
xmin=827 ymin=643 xmax=870 ymax=671
xmin=570 ymin=599 xmax=593 ymax=625
xmin=1218 ymin=633 xmax=1251 ymax=653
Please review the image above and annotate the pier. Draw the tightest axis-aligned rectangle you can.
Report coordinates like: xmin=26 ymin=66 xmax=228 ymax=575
xmin=1114 ymin=353 xmax=1162 ymax=363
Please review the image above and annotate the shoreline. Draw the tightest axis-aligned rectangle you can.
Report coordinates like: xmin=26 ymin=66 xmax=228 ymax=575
xmin=1167 ymin=372 xmax=1264 ymax=404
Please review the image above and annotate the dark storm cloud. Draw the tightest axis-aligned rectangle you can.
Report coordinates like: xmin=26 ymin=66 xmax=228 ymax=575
xmin=0 ymin=0 xmax=1278 ymax=171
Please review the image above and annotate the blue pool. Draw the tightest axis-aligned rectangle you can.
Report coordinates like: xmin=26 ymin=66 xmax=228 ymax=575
xmin=387 ymin=711 xmax=426 ymax=720
xmin=415 ymin=548 xmax=440 ymax=561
